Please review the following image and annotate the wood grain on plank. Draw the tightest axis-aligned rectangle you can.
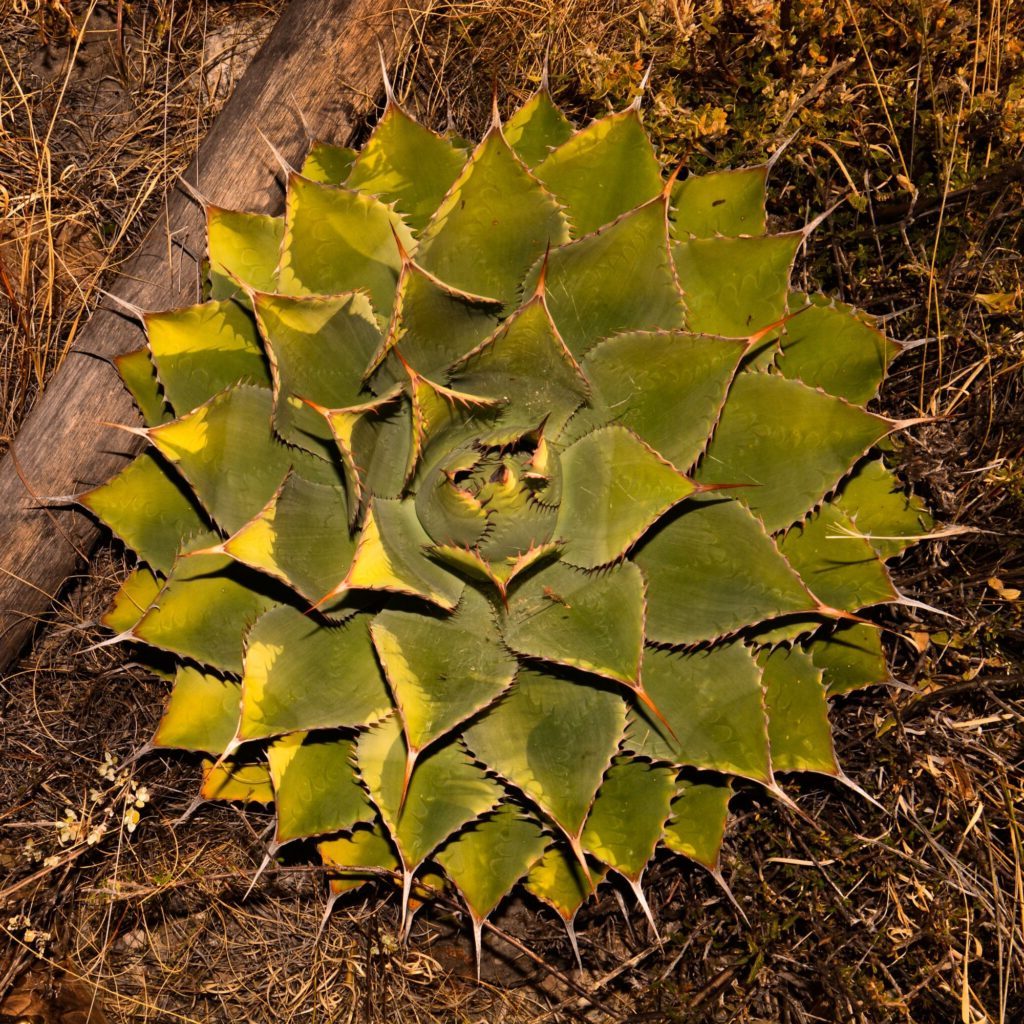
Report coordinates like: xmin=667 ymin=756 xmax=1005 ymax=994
xmin=0 ymin=0 xmax=425 ymax=669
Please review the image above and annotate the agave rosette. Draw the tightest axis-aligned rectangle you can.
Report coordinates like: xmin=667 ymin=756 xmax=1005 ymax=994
xmin=84 ymin=82 xmax=933 ymax=954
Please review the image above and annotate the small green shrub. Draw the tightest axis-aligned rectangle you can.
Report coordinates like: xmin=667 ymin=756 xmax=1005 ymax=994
xmin=84 ymin=83 xmax=932 ymax=959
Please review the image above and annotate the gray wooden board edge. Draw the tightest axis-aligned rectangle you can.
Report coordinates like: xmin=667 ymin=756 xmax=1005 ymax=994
xmin=0 ymin=0 xmax=426 ymax=670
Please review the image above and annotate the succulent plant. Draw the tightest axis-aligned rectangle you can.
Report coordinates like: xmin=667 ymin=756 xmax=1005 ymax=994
xmin=84 ymin=79 xmax=933 ymax=962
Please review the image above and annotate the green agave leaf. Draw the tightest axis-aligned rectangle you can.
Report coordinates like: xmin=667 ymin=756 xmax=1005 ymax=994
xmin=777 ymin=503 xmax=897 ymax=612
xmin=626 ymin=644 xmax=771 ymax=782
xmin=426 ymin=542 xmax=561 ymax=598
xmin=448 ymin=294 xmax=589 ymax=437
xmin=662 ymin=776 xmax=732 ymax=870
xmin=353 ymin=399 xmax=416 ymax=501
xmin=81 ymin=451 xmax=214 ymax=573
xmin=582 ymin=755 xmax=676 ymax=880
xmin=269 ymin=733 xmax=374 ymax=843
xmin=206 ymin=207 xmax=283 ymax=300
xmin=370 ymin=261 xmax=501 ymax=386
xmin=503 ymin=87 xmax=574 ymax=167
xmin=671 ymin=166 xmax=768 ymax=239
xmin=300 ymin=141 xmax=356 ymax=185
xmin=695 ymin=373 xmax=890 ymax=532
xmin=252 ymin=290 xmax=381 ymax=458
xmin=342 ymin=498 xmax=464 ymax=610
xmin=535 ymin=107 xmax=663 ymax=236
xmin=147 ymin=384 xmax=323 ymax=535
xmin=102 ymin=565 xmax=163 ymax=634
xmin=356 ymin=713 xmax=502 ymax=874
xmin=673 ymin=233 xmax=800 ymax=338
xmin=153 ymin=665 xmax=241 ymax=753
xmin=525 ymin=841 xmax=606 ymax=924
xmin=277 ymin=173 xmax=415 ymax=318
xmin=503 ymin=560 xmax=645 ymax=687
xmin=528 ymin=196 xmax=683 ymax=359
xmin=115 ymin=348 xmax=169 ymax=426
xmin=201 ymin=758 xmax=274 ymax=804
xmin=371 ymin=586 xmax=516 ymax=757
xmin=776 ymin=292 xmax=898 ymax=404
xmin=636 ymin=497 xmax=818 ymax=646
xmin=318 ymin=393 xmax=409 ymax=510
xmin=404 ymin=374 xmax=502 ymax=484
xmin=806 ymin=621 xmax=889 ymax=696
xmin=557 ymin=425 xmax=695 ymax=569
xmin=321 ymin=822 xmax=400 ymax=894
xmin=145 ymin=299 xmax=271 ymax=416
xmin=415 ymin=467 xmax=491 ymax=553
xmin=220 ymin=473 xmax=354 ymax=603
xmin=435 ymin=804 xmax=548 ymax=929
xmin=240 ymin=606 xmax=391 ymax=741
xmin=463 ymin=667 xmax=626 ymax=843
xmin=417 ymin=127 xmax=569 ymax=307
xmin=834 ymin=457 xmax=934 ymax=558
xmin=581 ymin=330 xmax=746 ymax=471
xmin=760 ymin=647 xmax=838 ymax=775
xmin=346 ymin=102 xmax=467 ymax=232
xmin=133 ymin=554 xmax=279 ymax=673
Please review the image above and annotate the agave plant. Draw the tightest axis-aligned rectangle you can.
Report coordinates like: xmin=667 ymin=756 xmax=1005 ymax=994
xmin=84 ymin=77 xmax=933 ymax=961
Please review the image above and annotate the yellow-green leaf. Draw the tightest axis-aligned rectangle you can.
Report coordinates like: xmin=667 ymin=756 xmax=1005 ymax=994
xmin=269 ymin=733 xmax=374 ymax=843
xmin=239 ymin=606 xmax=391 ymax=741
xmin=627 ymin=644 xmax=771 ymax=782
xmin=153 ymin=665 xmax=241 ymax=753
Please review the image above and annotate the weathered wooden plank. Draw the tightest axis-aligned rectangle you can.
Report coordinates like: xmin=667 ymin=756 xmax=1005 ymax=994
xmin=0 ymin=0 xmax=424 ymax=669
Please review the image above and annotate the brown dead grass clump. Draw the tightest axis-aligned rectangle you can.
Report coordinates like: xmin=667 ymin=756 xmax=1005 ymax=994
xmin=2 ymin=2 xmax=1023 ymax=1022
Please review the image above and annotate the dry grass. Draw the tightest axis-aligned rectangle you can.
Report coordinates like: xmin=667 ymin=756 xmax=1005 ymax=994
xmin=1 ymin=1 xmax=1023 ymax=1021
xmin=0 ymin=0 xmax=274 ymax=453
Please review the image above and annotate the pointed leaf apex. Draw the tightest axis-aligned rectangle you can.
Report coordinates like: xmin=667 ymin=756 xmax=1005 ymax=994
xmin=834 ymin=770 xmax=885 ymax=811
xmin=768 ymin=128 xmax=799 ymax=170
xmin=393 ymin=345 xmax=415 ymax=378
xmin=886 ymin=414 xmax=942 ymax=433
xmin=802 ymin=193 xmax=848 ymax=239
xmin=258 ymin=127 xmax=295 ymax=178
xmin=567 ymin=834 xmax=596 ymax=892
xmin=98 ymin=419 xmax=150 ymax=441
xmin=564 ymin=918 xmax=583 ymax=969
xmin=82 ymin=629 xmax=136 ymax=655
xmin=400 ymin=869 xmax=414 ymax=935
xmin=628 ymin=878 xmax=660 ymax=939
xmin=183 ymin=541 xmax=227 ymax=558
xmin=814 ymin=602 xmax=873 ymax=626
xmin=389 ymin=220 xmax=412 ymax=265
xmin=628 ymin=59 xmax=655 ymax=111
xmin=490 ymin=78 xmax=502 ymax=132
xmin=711 ymin=870 xmax=750 ymax=924
xmin=533 ymin=242 xmax=551 ymax=299
xmin=633 ymin=683 xmax=678 ymax=743
xmin=100 ymin=288 xmax=146 ymax=324
xmin=748 ymin=302 xmax=812 ymax=346
xmin=540 ymin=45 xmax=552 ymax=92
xmin=378 ymin=43 xmax=396 ymax=106
xmin=397 ymin=745 xmax=417 ymax=818
xmin=178 ymin=176 xmax=212 ymax=210
xmin=471 ymin=919 xmax=484 ymax=982
xmin=662 ymin=159 xmax=685 ymax=199
xmin=309 ymin=580 xmax=348 ymax=614
xmin=204 ymin=737 xmax=243 ymax=786
xmin=691 ymin=480 xmax=756 ymax=496
xmin=298 ymin=395 xmax=330 ymax=418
